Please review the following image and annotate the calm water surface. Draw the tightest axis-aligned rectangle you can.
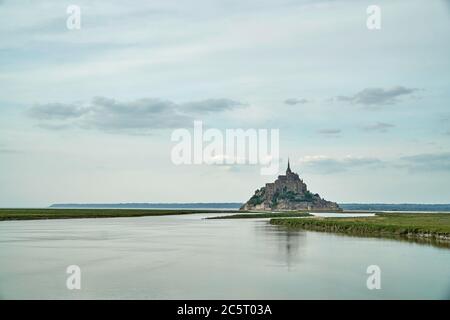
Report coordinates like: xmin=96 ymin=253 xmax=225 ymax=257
xmin=0 ymin=213 xmax=449 ymax=299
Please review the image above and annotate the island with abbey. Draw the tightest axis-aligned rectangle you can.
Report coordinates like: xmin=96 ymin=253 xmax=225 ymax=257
xmin=240 ymin=160 xmax=341 ymax=211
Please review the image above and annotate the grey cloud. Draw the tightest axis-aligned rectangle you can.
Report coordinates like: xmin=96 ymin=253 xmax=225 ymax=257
xmin=400 ymin=152 xmax=450 ymax=172
xmin=299 ymin=152 xmax=450 ymax=175
xmin=361 ymin=122 xmax=395 ymax=133
xmin=318 ymin=129 xmax=341 ymax=135
xmin=28 ymin=97 xmax=244 ymax=133
xmin=336 ymin=86 xmax=418 ymax=105
xmin=0 ymin=143 xmax=21 ymax=154
xmin=299 ymin=156 xmax=383 ymax=174
xmin=284 ymin=98 xmax=309 ymax=105
xmin=0 ymin=148 xmax=20 ymax=154
xmin=439 ymin=114 xmax=450 ymax=123
xmin=28 ymin=103 xmax=88 ymax=120
xmin=182 ymin=98 xmax=243 ymax=113
xmin=36 ymin=123 xmax=73 ymax=131
xmin=84 ymin=97 xmax=186 ymax=131
xmin=92 ymin=96 xmax=177 ymax=114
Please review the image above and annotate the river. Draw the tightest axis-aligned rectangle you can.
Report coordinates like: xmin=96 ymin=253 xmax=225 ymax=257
xmin=0 ymin=213 xmax=449 ymax=299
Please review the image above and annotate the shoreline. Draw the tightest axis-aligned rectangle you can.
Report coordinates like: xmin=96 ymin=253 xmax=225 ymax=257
xmin=270 ymin=213 xmax=450 ymax=245
xmin=0 ymin=208 xmax=242 ymax=221
xmin=206 ymin=212 xmax=312 ymax=219
xmin=1 ymin=208 xmax=450 ymax=222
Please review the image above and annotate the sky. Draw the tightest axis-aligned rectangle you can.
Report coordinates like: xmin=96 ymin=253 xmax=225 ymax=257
xmin=1 ymin=0 xmax=450 ymax=207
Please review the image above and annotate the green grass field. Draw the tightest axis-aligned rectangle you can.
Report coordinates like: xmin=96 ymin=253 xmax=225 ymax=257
xmin=270 ymin=212 xmax=450 ymax=241
xmin=207 ymin=212 xmax=312 ymax=219
xmin=0 ymin=208 xmax=240 ymax=221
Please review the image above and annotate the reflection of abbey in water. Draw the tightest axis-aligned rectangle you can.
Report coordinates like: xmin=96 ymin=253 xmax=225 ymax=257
xmin=256 ymin=223 xmax=306 ymax=270
xmin=241 ymin=160 xmax=340 ymax=211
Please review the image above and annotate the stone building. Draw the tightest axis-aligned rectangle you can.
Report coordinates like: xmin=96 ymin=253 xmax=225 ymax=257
xmin=240 ymin=160 xmax=340 ymax=211
xmin=264 ymin=159 xmax=307 ymax=199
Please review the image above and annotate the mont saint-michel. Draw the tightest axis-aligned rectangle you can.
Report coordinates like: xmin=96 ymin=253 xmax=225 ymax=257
xmin=241 ymin=161 xmax=340 ymax=211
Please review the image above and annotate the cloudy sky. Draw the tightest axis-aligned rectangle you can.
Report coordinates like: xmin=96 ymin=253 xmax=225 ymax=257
xmin=1 ymin=0 xmax=450 ymax=207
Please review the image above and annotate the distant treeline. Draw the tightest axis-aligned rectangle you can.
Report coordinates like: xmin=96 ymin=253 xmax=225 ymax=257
xmin=49 ymin=203 xmax=450 ymax=211
xmin=50 ymin=203 xmax=243 ymax=209
xmin=339 ymin=203 xmax=450 ymax=212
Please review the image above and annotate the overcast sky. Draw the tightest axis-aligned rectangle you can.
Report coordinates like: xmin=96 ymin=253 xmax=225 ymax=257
xmin=1 ymin=0 xmax=450 ymax=207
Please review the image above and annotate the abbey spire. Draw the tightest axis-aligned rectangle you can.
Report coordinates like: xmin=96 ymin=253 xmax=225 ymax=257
xmin=286 ymin=158 xmax=292 ymax=174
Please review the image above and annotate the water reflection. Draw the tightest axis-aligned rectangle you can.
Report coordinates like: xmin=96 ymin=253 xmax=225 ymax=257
xmin=255 ymin=222 xmax=306 ymax=270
